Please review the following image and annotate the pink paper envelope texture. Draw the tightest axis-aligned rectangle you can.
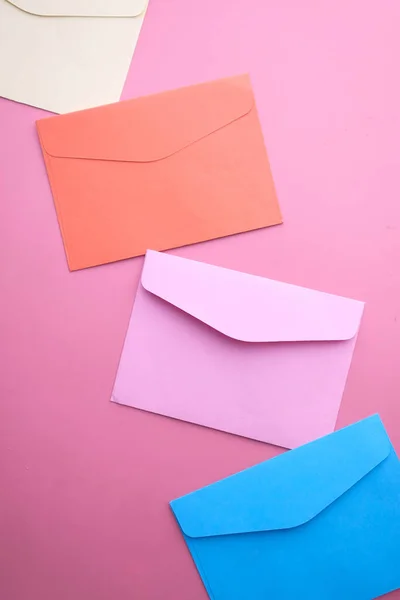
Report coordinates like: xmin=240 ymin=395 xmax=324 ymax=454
xmin=112 ymin=251 xmax=364 ymax=448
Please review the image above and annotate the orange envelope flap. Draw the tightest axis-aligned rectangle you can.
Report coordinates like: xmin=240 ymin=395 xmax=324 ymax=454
xmin=6 ymin=0 xmax=147 ymax=17
xmin=141 ymin=250 xmax=365 ymax=343
xmin=36 ymin=75 xmax=254 ymax=162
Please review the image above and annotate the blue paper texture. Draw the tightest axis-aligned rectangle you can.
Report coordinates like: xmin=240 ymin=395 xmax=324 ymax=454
xmin=170 ymin=415 xmax=400 ymax=599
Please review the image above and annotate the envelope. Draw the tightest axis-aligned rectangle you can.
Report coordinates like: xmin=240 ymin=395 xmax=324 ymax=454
xmin=0 ymin=0 xmax=147 ymax=114
xmin=112 ymin=250 xmax=364 ymax=449
xmin=36 ymin=74 xmax=282 ymax=270
xmin=170 ymin=415 xmax=400 ymax=600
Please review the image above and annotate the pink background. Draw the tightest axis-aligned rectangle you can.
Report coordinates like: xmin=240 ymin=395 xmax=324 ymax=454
xmin=1 ymin=0 xmax=400 ymax=598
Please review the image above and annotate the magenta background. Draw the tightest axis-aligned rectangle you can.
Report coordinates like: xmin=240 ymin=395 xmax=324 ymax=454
xmin=1 ymin=0 xmax=400 ymax=598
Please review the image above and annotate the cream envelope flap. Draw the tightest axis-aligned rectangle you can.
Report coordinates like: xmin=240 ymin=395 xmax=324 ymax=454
xmin=4 ymin=0 xmax=146 ymax=16
xmin=0 ymin=0 xmax=148 ymax=113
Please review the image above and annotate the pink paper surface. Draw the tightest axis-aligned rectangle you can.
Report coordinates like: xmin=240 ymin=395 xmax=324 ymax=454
xmin=2 ymin=1 xmax=400 ymax=599
xmin=140 ymin=250 xmax=363 ymax=343
xmin=113 ymin=250 xmax=363 ymax=449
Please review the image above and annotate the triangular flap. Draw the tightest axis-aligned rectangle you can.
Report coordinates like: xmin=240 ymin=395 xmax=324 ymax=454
xmin=5 ymin=0 xmax=147 ymax=17
xmin=36 ymin=75 xmax=254 ymax=161
xmin=141 ymin=251 xmax=364 ymax=343
xmin=170 ymin=416 xmax=391 ymax=538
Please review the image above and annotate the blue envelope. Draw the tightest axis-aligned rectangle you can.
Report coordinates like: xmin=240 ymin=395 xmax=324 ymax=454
xmin=170 ymin=415 xmax=400 ymax=599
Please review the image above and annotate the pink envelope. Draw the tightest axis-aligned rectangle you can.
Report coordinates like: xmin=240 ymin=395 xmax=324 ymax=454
xmin=112 ymin=251 xmax=364 ymax=448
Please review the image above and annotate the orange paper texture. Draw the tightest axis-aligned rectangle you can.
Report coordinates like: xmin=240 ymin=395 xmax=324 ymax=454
xmin=36 ymin=75 xmax=282 ymax=270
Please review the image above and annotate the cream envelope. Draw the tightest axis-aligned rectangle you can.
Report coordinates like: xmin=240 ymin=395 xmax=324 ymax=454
xmin=112 ymin=251 xmax=365 ymax=449
xmin=0 ymin=0 xmax=147 ymax=113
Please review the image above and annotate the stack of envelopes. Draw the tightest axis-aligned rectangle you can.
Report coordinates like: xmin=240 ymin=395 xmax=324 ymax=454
xmin=1 ymin=3 xmax=400 ymax=599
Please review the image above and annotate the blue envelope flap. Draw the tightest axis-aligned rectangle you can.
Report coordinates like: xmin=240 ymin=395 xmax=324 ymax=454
xmin=171 ymin=416 xmax=391 ymax=538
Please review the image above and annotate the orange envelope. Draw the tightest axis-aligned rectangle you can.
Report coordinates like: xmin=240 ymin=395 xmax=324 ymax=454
xmin=36 ymin=75 xmax=282 ymax=270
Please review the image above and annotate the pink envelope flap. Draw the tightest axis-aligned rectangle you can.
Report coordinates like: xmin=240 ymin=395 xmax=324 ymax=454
xmin=141 ymin=251 xmax=365 ymax=343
